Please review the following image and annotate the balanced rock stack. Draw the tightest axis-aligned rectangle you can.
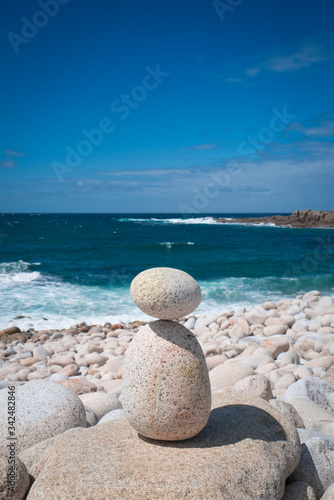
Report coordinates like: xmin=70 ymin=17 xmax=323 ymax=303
xmin=122 ymin=267 xmax=211 ymax=440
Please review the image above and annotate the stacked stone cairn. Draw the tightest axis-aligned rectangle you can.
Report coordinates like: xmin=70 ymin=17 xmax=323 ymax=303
xmin=122 ymin=267 xmax=212 ymax=440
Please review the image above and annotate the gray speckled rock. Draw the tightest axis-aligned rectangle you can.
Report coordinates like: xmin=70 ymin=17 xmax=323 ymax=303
xmin=122 ymin=320 xmax=211 ymax=440
xmin=288 ymin=398 xmax=334 ymax=433
xmin=26 ymin=393 xmax=301 ymax=500
xmin=283 ymin=377 xmax=334 ymax=410
xmin=130 ymin=267 xmax=201 ymax=319
xmin=0 ymin=454 xmax=29 ymax=500
xmin=0 ymin=381 xmax=86 ymax=453
xmin=321 ymin=483 xmax=334 ymax=500
xmin=288 ymin=437 xmax=334 ymax=498
xmin=283 ymin=481 xmax=316 ymax=500
xmin=297 ymin=428 xmax=334 ymax=445
xmin=269 ymin=399 xmax=305 ymax=429
xmin=98 ymin=409 xmax=125 ymax=424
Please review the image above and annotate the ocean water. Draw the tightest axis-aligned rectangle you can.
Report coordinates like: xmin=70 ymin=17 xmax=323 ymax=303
xmin=0 ymin=213 xmax=333 ymax=331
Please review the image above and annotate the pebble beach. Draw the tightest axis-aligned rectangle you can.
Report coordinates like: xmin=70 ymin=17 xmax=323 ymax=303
xmin=1 ymin=287 xmax=334 ymax=499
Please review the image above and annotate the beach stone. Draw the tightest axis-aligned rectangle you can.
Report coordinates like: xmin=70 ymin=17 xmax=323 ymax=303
xmin=321 ymin=483 xmax=334 ymax=499
xmin=263 ymin=324 xmax=288 ymax=336
xmin=262 ymin=337 xmax=290 ymax=358
xmin=232 ymin=374 xmax=273 ymax=401
xmin=79 ymin=392 xmax=122 ymax=420
xmin=322 ymin=366 xmax=334 ymax=385
xmin=288 ymin=437 xmax=334 ymax=498
xmin=206 ymin=354 xmax=228 ymax=370
xmin=230 ymin=319 xmax=250 ymax=340
xmin=263 ymin=301 xmax=277 ymax=310
xmin=297 ymin=428 xmax=334 ymax=445
xmin=245 ymin=313 xmax=266 ymax=325
xmin=275 ymin=373 xmax=296 ymax=391
xmin=58 ymin=377 xmax=97 ymax=395
xmin=26 ymin=393 xmax=300 ymax=500
xmin=48 ymin=355 xmax=74 ymax=367
xmin=130 ymin=267 xmax=201 ymax=319
xmin=59 ymin=363 xmax=79 ymax=377
xmin=269 ymin=399 xmax=305 ymax=429
xmin=0 ymin=381 xmax=86 ymax=453
xmin=284 ymin=377 xmax=334 ymax=410
xmin=279 ymin=350 xmax=300 ymax=366
xmin=283 ymin=481 xmax=316 ymax=500
xmin=307 ymin=356 xmax=334 ymax=370
xmin=85 ymin=352 xmax=107 ymax=367
xmin=196 ymin=314 xmax=218 ymax=327
xmin=122 ymin=320 xmax=211 ymax=440
xmin=98 ymin=409 xmax=125 ymax=424
xmin=183 ymin=317 xmax=196 ymax=329
xmin=48 ymin=373 xmax=68 ymax=383
xmin=18 ymin=427 xmax=84 ymax=477
xmin=101 ymin=378 xmax=122 ymax=395
xmin=209 ymin=361 xmax=255 ymax=391
xmin=84 ymin=406 xmax=99 ymax=427
xmin=0 ymin=454 xmax=29 ymax=500
xmin=288 ymin=398 xmax=334 ymax=433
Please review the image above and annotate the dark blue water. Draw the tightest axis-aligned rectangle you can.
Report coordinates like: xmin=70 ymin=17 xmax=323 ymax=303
xmin=0 ymin=213 xmax=333 ymax=330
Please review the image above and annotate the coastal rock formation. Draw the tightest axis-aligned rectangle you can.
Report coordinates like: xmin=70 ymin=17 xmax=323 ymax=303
xmin=122 ymin=320 xmax=211 ymax=440
xmin=216 ymin=209 xmax=334 ymax=228
xmin=0 ymin=381 xmax=86 ymax=453
xmin=26 ymin=393 xmax=301 ymax=500
xmin=130 ymin=267 xmax=201 ymax=319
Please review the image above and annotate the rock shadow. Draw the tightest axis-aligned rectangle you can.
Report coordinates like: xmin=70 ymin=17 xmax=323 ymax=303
xmin=148 ymin=320 xmax=203 ymax=362
xmin=139 ymin=404 xmax=287 ymax=449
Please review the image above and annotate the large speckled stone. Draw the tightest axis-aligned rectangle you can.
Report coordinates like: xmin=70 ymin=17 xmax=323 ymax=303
xmin=0 ymin=381 xmax=86 ymax=453
xmin=130 ymin=267 xmax=201 ymax=319
xmin=0 ymin=453 xmax=29 ymax=500
xmin=288 ymin=437 xmax=334 ymax=498
xmin=26 ymin=393 xmax=301 ymax=500
xmin=122 ymin=320 xmax=211 ymax=440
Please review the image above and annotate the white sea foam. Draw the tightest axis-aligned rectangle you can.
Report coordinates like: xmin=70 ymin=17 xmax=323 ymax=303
xmin=0 ymin=260 xmax=332 ymax=331
xmin=158 ymin=241 xmax=195 ymax=248
xmin=118 ymin=217 xmax=218 ymax=225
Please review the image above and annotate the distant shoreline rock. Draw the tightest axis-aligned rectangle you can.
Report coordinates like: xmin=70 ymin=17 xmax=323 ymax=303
xmin=216 ymin=209 xmax=334 ymax=228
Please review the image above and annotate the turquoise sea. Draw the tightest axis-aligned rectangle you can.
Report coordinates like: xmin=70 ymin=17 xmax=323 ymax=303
xmin=0 ymin=213 xmax=333 ymax=331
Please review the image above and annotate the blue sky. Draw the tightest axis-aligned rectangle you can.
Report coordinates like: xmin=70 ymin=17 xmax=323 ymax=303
xmin=0 ymin=0 xmax=333 ymax=213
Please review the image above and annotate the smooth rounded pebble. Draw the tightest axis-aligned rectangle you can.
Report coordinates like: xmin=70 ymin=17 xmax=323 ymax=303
xmin=98 ymin=409 xmax=125 ymax=424
xmin=232 ymin=374 xmax=273 ymax=401
xmin=0 ymin=454 xmax=29 ymax=500
xmin=0 ymin=381 xmax=86 ymax=453
xmin=209 ymin=362 xmax=255 ymax=390
xmin=122 ymin=320 xmax=211 ymax=441
xmin=79 ymin=393 xmax=122 ymax=421
xmin=26 ymin=393 xmax=301 ymax=500
xmin=130 ymin=267 xmax=201 ymax=319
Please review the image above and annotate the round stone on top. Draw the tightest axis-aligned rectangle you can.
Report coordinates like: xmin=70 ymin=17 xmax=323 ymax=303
xmin=130 ymin=267 xmax=201 ymax=319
